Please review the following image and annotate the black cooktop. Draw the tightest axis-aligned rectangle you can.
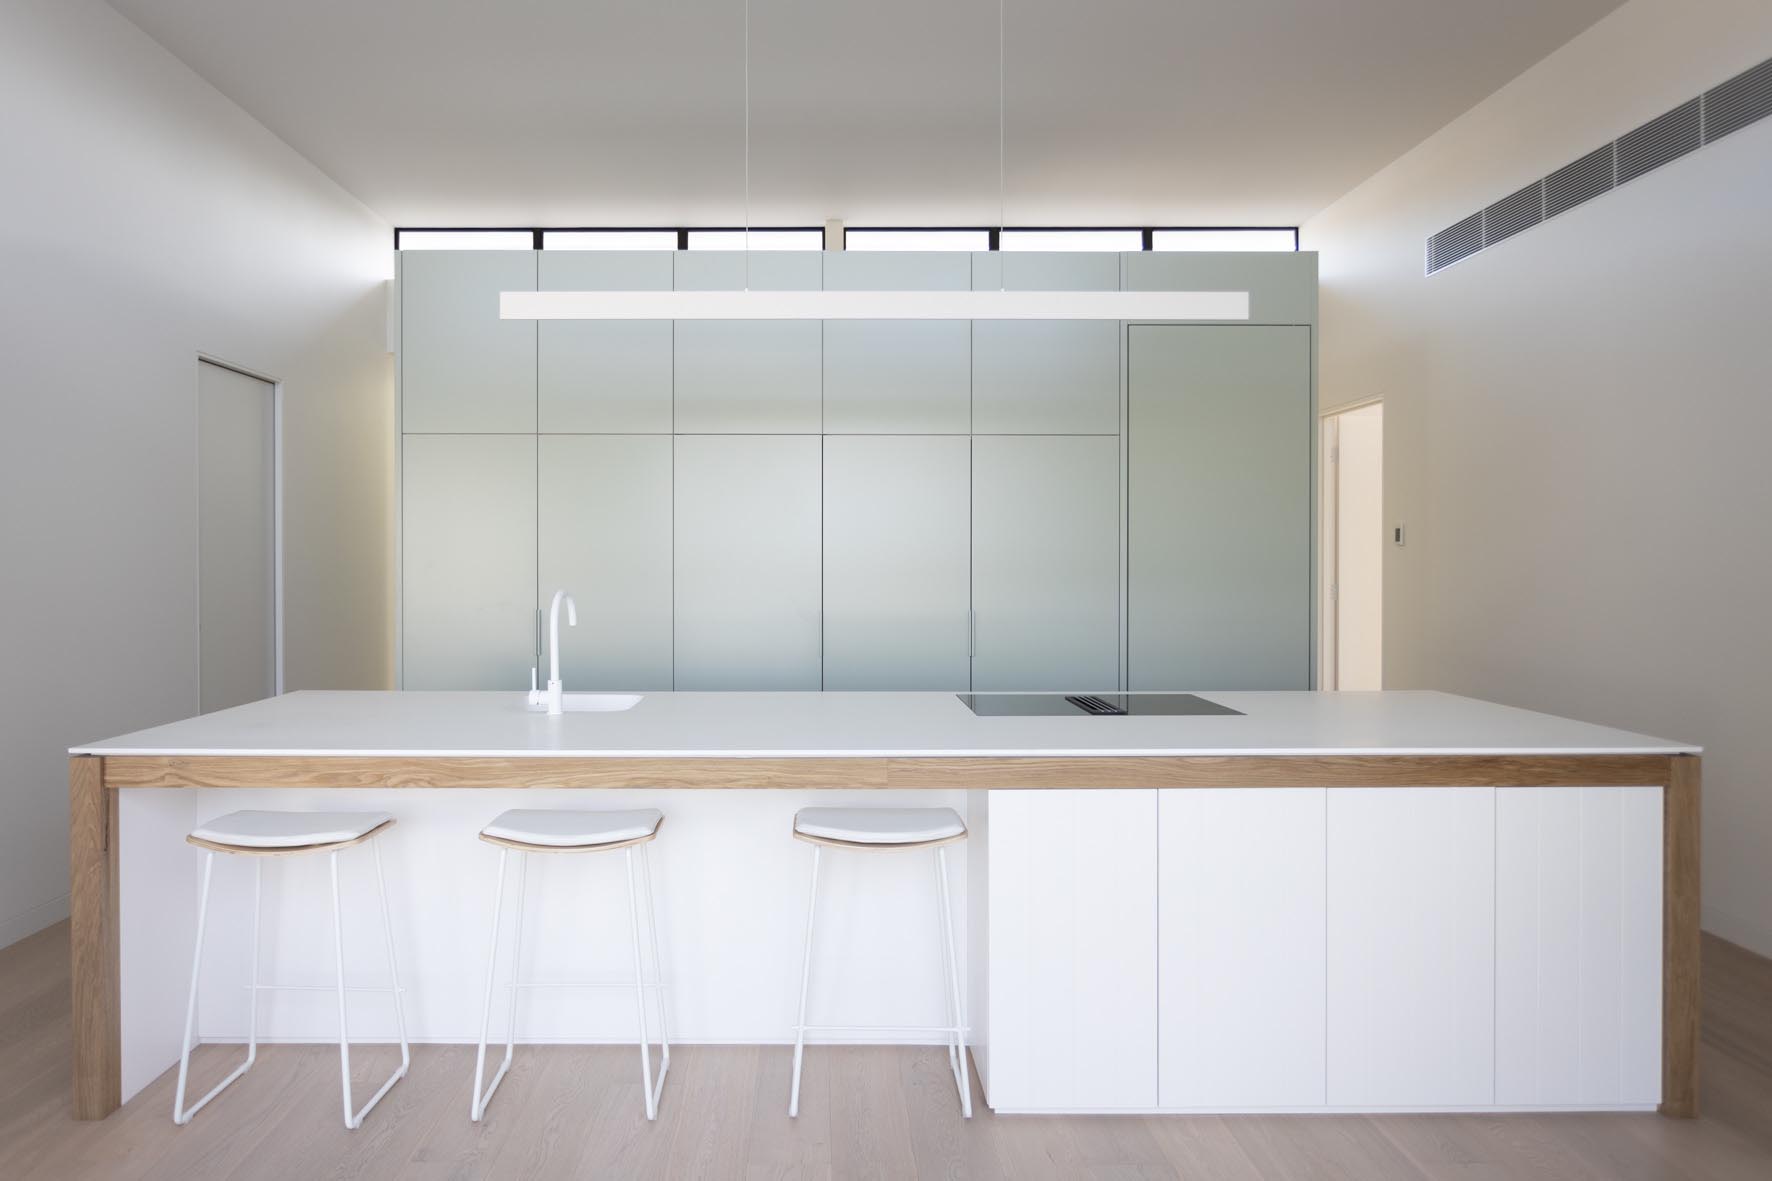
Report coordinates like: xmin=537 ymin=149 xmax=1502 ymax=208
xmin=957 ymin=693 xmax=1244 ymax=717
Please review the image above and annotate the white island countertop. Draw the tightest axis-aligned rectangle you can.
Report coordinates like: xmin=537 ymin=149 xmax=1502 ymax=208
xmin=71 ymin=689 xmax=1698 ymax=759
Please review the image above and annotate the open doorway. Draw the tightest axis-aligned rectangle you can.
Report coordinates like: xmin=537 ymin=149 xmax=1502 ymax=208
xmin=197 ymin=357 xmax=281 ymax=712
xmin=1320 ymin=401 xmax=1382 ymax=689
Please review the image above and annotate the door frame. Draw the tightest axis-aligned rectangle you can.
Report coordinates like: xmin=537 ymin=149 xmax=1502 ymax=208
xmin=195 ymin=354 xmax=285 ymax=699
xmin=1318 ymin=397 xmax=1381 ymax=690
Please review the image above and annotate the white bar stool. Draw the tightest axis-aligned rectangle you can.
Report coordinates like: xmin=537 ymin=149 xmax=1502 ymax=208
xmin=788 ymin=805 xmax=971 ymax=1118
xmin=470 ymin=808 xmax=671 ymax=1122
xmin=173 ymin=810 xmax=409 ymax=1129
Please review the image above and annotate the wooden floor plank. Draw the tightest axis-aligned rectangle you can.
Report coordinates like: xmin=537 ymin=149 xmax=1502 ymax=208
xmin=6 ymin=923 xmax=1772 ymax=1180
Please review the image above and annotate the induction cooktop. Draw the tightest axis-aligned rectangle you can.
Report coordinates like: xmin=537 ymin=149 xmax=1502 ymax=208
xmin=957 ymin=693 xmax=1243 ymax=717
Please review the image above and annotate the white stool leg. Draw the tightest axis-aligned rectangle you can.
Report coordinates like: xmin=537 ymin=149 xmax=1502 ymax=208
xmin=372 ymin=838 xmax=411 ymax=1080
xmin=330 ymin=850 xmax=356 ymax=1129
xmin=471 ymin=848 xmax=509 ymax=1121
xmin=172 ymin=851 xmax=216 ymax=1125
xmin=473 ymin=848 xmax=527 ymax=1121
xmin=640 ymin=842 xmax=671 ymax=1110
xmin=935 ymin=845 xmax=971 ymax=1117
xmin=788 ymin=844 xmax=822 ymax=1118
xmin=624 ymin=847 xmax=657 ymax=1120
xmin=246 ymin=859 xmax=261 ymax=1073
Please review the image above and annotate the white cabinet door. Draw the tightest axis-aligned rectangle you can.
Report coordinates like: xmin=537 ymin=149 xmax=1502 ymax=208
xmin=971 ymin=436 xmax=1121 ymax=691
xmin=538 ymin=435 xmax=673 ymax=690
xmin=1159 ymin=789 xmax=1327 ymax=1107
xmin=400 ymin=251 xmax=537 ymax=433
xmin=401 ymin=434 xmax=536 ymax=689
xmin=673 ymin=251 xmax=822 ymax=434
xmin=1327 ymin=787 xmax=1496 ymax=1107
xmin=1495 ymin=786 xmax=1662 ymax=1106
xmin=987 ymin=789 xmax=1157 ymax=1110
xmin=673 ymin=436 xmax=822 ymax=689
xmin=822 ymin=436 xmax=971 ymax=689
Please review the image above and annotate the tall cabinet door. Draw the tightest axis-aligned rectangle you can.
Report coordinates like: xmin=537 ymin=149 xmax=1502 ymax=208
xmin=972 ymin=436 xmax=1120 ymax=691
xmin=674 ymin=435 xmax=822 ymax=689
xmin=401 ymin=435 xmax=536 ymax=688
xmin=538 ymin=436 xmax=673 ymax=690
xmin=823 ymin=436 xmax=970 ymax=689
xmin=400 ymin=251 xmax=537 ymax=433
xmin=822 ymin=253 xmax=970 ymax=433
xmin=1128 ymin=324 xmax=1311 ymax=690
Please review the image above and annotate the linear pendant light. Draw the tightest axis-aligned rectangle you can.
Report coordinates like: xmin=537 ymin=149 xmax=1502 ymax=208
xmin=499 ymin=2 xmax=1248 ymax=323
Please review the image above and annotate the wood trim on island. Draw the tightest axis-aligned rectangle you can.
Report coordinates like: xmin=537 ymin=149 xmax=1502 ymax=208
xmin=66 ymin=750 xmax=1702 ymax=1121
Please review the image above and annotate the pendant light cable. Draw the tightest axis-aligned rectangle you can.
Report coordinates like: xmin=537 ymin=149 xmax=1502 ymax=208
xmin=998 ymin=0 xmax=1005 ymax=287
xmin=743 ymin=0 xmax=751 ymax=290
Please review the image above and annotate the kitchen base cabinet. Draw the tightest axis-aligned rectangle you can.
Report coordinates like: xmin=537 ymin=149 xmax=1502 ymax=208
xmin=1158 ymin=788 xmax=1327 ymax=1108
xmin=1327 ymin=787 xmax=1496 ymax=1107
xmin=984 ymin=789 xmax=1157 ymax=1111
xmin=1495 ymin=786 xmax=1663 ymax=1106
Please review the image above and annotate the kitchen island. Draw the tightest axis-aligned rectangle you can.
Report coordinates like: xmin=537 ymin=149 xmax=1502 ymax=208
xmin=69 ymin=689 xmax=1698 ymax=1120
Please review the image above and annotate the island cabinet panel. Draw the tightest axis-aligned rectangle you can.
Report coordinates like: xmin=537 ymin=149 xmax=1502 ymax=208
xmin=1494 ymin=786 xmax=1663 ymax=1106
xmin=823 ymin=253 xmax=971 ymax=434
xmin=401 ymin=434 xmax=537 ymax=689
xmin=673 ymin=436 xmax=822 ymax=689
xmin=1158 ymin=789 xmax=1327 ymax=1107
xmin=987 ymin=789 xmax=1158 ymax=1110
xmin=971 ymin=436 xmax=1121 ymax=691
xmin=537 ymin=251 xmax=672 ymax=433
xmin=537 ymin=436 xmax=674 ymax=690
xmin=399 ymin=250 xmax=537 ymax=433
xmin=822 ymin=436 xmax=971 ymax=689
xmin=1326 ymin=786 xmax=1496 ymax=1107
xmin=1127 ymin=324 xmax=1311 ymax=691
xmin=673 ymin=251 xmax=823 ymax=434
xmin=971 ymin=251 xmax=1121 ymax=435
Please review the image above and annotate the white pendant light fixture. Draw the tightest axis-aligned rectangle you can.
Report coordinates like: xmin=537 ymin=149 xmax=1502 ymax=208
xmin=501 ymin=1 xmax=1248 ymax=322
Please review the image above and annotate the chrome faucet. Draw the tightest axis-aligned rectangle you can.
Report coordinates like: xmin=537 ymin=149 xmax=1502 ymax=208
xmin=529 ymin=589 xmax=577 ymax=715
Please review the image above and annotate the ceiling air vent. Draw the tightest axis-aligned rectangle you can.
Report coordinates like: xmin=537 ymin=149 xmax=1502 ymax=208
xmin=1483 ymin=180 xmax=1544 ymax=247
xmin=1616 ymin=98 xmax=1701 ymax=184
xmin=1545 ymin=144 xmax=1615 ymax=218
xmin=1426 ymin=212 xmax=1483 ymax=274
xmin=1704 ymin=56 xmax=1772 ymax=143
xmin=1424 ymin=53 xmax=1770 ymax=275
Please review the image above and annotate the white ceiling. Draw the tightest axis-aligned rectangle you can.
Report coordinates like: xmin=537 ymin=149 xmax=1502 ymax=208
xmin=106 ymin=0 xmax=1624 ymax=229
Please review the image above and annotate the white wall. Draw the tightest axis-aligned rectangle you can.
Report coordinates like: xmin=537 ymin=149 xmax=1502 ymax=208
xmin=1303 ymin=0 xmax=1772 ymax=953
xmin=0 ymin=0 xmax=394 ymax=947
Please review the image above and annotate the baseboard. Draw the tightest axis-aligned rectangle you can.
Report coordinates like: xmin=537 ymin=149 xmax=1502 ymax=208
xmin=0 ymin=893 xmax=70 ymax=951
xmin=1704 ymin=908 xmax=1772 ymax=960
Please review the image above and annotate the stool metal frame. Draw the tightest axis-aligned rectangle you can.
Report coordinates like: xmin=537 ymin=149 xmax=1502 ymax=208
xmin=470 ymin=821 xmax=671 ymax=1122
xmin=788 ymin=826 xmax=971 ymax=1119
xmin=172 ymin=820 xmax=410 ymax=1130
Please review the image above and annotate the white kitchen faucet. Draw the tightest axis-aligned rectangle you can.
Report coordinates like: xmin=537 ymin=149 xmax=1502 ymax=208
xmin=529 ymin=589 xmax=577 ymax=715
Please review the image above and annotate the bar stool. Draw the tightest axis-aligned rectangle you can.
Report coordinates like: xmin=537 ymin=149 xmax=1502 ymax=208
xmin=470 ymin=808 xmax=671 ymax=1122
xmin=787 ymin=806 xmax=971 ymax=1118
xmin=173 ymin=810 xmax=409 ymax=1129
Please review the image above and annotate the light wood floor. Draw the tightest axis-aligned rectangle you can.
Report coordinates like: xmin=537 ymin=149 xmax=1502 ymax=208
xmin=4 ymin=922 xmax=1772 ymax=1179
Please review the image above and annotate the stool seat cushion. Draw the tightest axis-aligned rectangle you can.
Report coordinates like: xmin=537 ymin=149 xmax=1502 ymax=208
xmin=794 ymin=806 xmax=966 ymax=845
xmin=191 ymin=810 xmax=393 ymax=849
xmin=481 ymin=808 xmax=663 ymax=848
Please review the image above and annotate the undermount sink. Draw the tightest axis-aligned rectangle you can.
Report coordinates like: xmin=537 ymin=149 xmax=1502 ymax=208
xmin=529 ymin=693 xmax=643 ymax=713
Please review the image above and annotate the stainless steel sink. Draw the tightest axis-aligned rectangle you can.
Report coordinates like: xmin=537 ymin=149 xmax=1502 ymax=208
xmin=957 ymin=693 xmax=1242 ymax=717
